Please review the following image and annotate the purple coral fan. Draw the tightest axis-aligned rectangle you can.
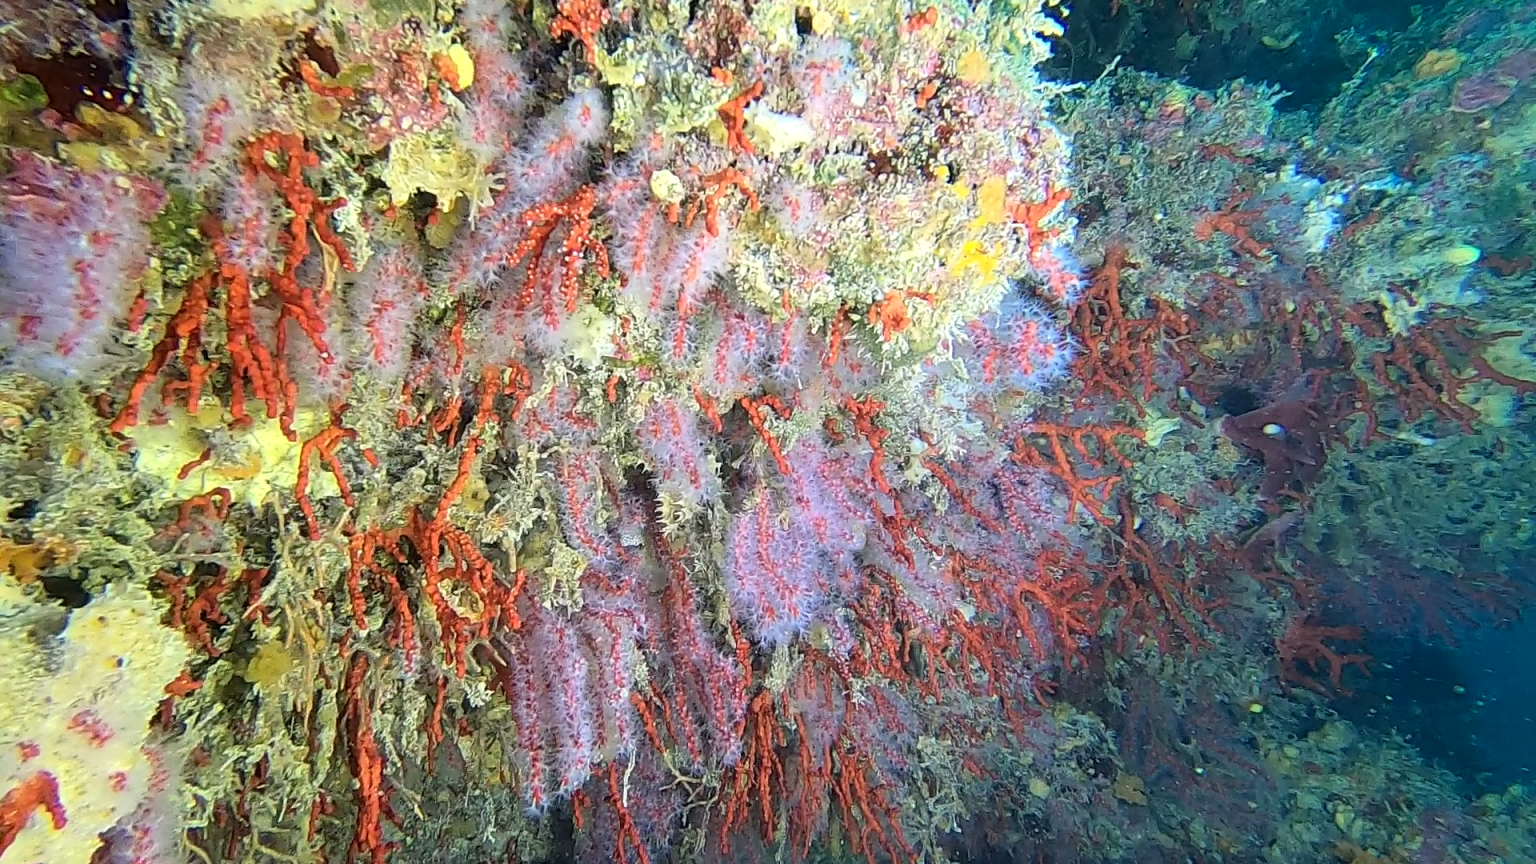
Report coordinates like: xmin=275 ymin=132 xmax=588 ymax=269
xmin=1450 ymin=70 xmax=1517 ymax=112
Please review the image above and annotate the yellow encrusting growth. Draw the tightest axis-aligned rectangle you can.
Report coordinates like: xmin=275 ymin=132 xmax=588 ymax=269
xmin=0 ymin=582 xmax=190 ymax=864
xmin=972 ymin=175 xmax=1009 ymax=228
xmin=438 ymin=44 xmax=475 ymax=92
xmin=123 ymin=401 xmax=339 ymax=509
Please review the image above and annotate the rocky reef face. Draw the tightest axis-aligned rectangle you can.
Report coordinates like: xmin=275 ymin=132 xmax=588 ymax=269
xmin=2 ymin=0 xmax=1534 ymax=863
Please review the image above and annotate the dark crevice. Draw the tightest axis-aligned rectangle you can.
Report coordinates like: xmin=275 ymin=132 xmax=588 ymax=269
xmin=1045 ymin=0 xmax=1452 ymax=111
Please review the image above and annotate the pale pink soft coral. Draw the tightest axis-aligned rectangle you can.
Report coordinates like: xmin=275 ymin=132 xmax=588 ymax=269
xmin=0 ymin=153 xmax=164 ymax=381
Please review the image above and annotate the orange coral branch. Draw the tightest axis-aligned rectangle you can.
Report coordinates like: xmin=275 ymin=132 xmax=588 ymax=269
xmin=717 ymin=80 xmax=764 ymax=155
xmin=1012 ymin=183 xmax=1071 ymax=256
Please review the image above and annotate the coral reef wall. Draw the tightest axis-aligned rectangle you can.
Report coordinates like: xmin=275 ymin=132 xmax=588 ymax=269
xmin=3 ymin=0 xmax=1098 ymax=860
xmin=3 ymin=0 xmax=1536 ymax=862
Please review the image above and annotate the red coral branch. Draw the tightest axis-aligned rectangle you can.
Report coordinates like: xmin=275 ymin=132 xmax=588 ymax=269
xmin=1071 ymin=244 xmax=1193 ymax=410
xmin=551 ymin=0 xmax=610 ymax=64
xmin=113 ymin=132 xmax=354 ymax=439
xmin=347 ymin=373 xmax=528 ymax=678
xmin=1347 ymin=306 xmax=1536 ymax=433
xmin=1013 ymin=424 xmax=1214 ymax=648
xmin=1192 ymin=191 xmax=1271 ymax=259
xmin=342 ymin=652 xmax=392 ymax=864
xmin=842 ymin=396 xmax=891 ymax=494
xmin=0 ymin=772 xmax=67 ymax=855
xmin=296 ymin=407 xmax=364 ymax=540
xmin=740 ymin=393 xmax=793 ymax=474
xmin=682 ymin=167 xmax=760 ymax=237
xmin=1276 ymin=616 xmax=1371 ymax=695
xmin=509 ymin=185 xmax=610 ymax=327
xmin=723 ymin=690 xmax=785 ymax=845
xmin=1011 ymin=422 xmax=1138 ymax=523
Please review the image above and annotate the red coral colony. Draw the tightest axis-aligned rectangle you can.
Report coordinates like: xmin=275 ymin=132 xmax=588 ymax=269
xmin=2 ymin=0 xmax=1535 ymax=863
